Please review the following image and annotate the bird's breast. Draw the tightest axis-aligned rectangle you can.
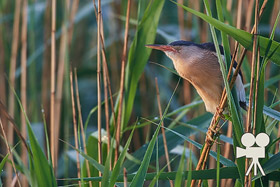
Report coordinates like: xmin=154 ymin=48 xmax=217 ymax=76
xmin=173 ymin=58 xmax=224 ymax=113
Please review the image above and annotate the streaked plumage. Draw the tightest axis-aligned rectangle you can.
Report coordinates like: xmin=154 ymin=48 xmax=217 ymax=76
xmin=146 ymin=40 xmax=246 ymax=113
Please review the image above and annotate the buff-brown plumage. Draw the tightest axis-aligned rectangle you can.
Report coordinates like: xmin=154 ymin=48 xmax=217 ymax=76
xmin=146 ymin=41 xmax=246 ymax=113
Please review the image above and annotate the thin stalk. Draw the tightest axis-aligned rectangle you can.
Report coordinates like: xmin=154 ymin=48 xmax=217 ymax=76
xmin=50 ymin=0 xmax=57 ymax=170
xmin=54 ymin=0 xmax=70 ymax=169
xmin=253 ymin=47 xmax=260 ymax=134
xmin=101 ymin=32 xmax=111 ymax=165
xmin=74 ymin=69 xmax=92 ymax=187
xmin=115 ymin=0 xmax=131 ymax=163
xmin=245 ymin=0 xmax=255 ymax=32
xmin=0 ymin=118 xmax=21 ymax=187
xmin=20 ymin=0 xmax=28 ymax=186
xmin=70 ymin=68 xmax=81 ymax=186
xmin=245 ymin=1 xmax=259 ymax=186
xmin=123 ymin=168 xmax=128 ymax=187
xmin=7 ymin=0 xmax=22 ymax=185
xmin=0 ymin=11 xmax=6 ymax=141
xmin=246 ymin=0 xmax=259 ymax=134
xmin=68 ymin=0 xmax=80 ymax=46
xmin=41 ymin=1 xmax=51 ymax=130
xmin=92 ymin=0 xmax=116 ymax=129
xmin=221 ymin=121 xmax=233 ymax=187
xmin=155 ymin=78 xmax=173 ymax=187
xmin=97 ymin=0 xmax=103 ymax=175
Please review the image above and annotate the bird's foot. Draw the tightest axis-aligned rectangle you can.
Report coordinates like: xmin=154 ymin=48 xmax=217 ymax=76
xmin=206 ymin=126 xmax=221 ymax=145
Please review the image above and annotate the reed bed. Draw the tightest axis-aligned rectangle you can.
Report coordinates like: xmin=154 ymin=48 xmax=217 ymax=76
xmin=0 ymin=0 xmax=280 ymax=186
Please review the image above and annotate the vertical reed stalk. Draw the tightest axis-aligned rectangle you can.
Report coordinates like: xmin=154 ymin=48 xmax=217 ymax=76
xmin=74 ymin=69 xmax=92 ymax=187
xmin=54 ymin=0 xmax=70 ymax=169
xmin=7 ymin=0 xmax=22 ymax=185
xmin=245 ymin=1 xmax=259 ymax=185
xmin=42 ymin=1 xmax=51 ymax=128
xmin=50 ymin=0 xmax=57 ymax=170
xmin=123 ymin=168 xmax=128 ymax=187
xmin=155 ymin=78 xmax=173 ymax=187
xmin=97 ymin=0 xmax=103 ymax=173
xmin=68 ymin=0 xmax=80 ymax=46
xmin=102 ymin=48 xmax=111 ymax=162
xmin=253 ymin=47 xmax=260 ymax=134
xmin=0 ymin=0 xmax=7 ymax=157
xmin=0 ymin=118 xmax=21 ymax=187
xmin=115 ymin=0 xmax=131 ymax=163
xmin=245 ymin=0 xmax=255 ymax=32
xmin=20 ymin=0 xmax=28 ymax=186
xmin=70 ymin=68 xmax=81 ymax=186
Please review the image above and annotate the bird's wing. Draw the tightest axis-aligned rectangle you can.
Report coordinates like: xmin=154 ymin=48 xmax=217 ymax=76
xmin=233 ymin=67 xmax=247 ymax=110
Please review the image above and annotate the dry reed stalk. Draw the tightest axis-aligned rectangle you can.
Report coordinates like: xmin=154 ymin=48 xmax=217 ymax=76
xmin=155 ymin=78 xmax=173 ymax=187
xmin=245 ymin=1 xmax=259 ymax=186
xmin=0 ymin=101 xmax=30 ymax=152
xmin=102 ymin=54 xmax=111 ymax=161
xmin=50 ymin=0 xmax=57 ymax=170
xmin=245 ymin=0 xmax=255 ymax=32
xmin=41 ymin=1 xmax=51 ymax=129
xmin=123 ymin=167 xmax=128 ymax=187
xmin=99 ymin=16 xmax=112 ymax=163
xmin=236 ymin=0 xmax=242 ymax=30
xmin=7 ymin=0 xmax=22 ymax=185
xmin=20 ymin=0 xmax=28 ymax=186
xmin=54 ymin=0 xmax=70 ymax=171
xmin=74 ymin=69 xmax=92 ymax=187
xmin=92 ymin=0 xmax=116 ymax=126
xmin=115 ymin=0 xmax=131 ymax=164
xmin=68 ymin=0 xmax=80 ymax=46
xmin=253 ymin=47 xmax=260 ymax=134
xmin=221 ymin=121 xmax=233 ymax=187
xmin=70 ymin=68 xmax=81 ymax=185
xmin=101 ymin=37 xmax=117 ymax=168
xmin=93 ymin=0 xmax=116 ymax=172
xmin=208 ymin=143 xmax=217 ymax=187
xmin=0 ymin=9 xmax=7 ymax=154
xmin=97 ymin=0 xmax=103 ymax=174
xmin=0 ymin=118 xmax=21 ymax=187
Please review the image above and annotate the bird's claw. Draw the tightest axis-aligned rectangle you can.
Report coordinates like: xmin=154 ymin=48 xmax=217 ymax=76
xmin=206 ymin=126 xmax=221 ymax=145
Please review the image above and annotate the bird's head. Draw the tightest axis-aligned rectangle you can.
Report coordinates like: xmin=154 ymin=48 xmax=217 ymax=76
xmin=146 ymin=40 xmax=204 ymax=64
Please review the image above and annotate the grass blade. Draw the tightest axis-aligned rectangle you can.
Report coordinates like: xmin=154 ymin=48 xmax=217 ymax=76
xmin=109 ymin=125 xmax=136 ymax=187
xmin=174 ymin=144 xmax=185 ymax=186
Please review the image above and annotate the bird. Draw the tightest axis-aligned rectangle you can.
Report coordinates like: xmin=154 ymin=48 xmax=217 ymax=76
xmin=146 ymin=40 xmax=246 ymax=114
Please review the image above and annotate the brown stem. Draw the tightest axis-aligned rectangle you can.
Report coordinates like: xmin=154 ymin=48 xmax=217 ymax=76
xmin=115 ymin=0 xmax=131 ymax=163
xmin=70 ymin=68 xmax=81 ymax=186
xmin=96 ymin=0 xmax=103 ymax=177
xmin=50 ymin=0 xmax=57 ymax=170
xmin=155 ymin=78 xmax=173 ymax=187
xmin=74 ymin=69 xmax=92 ymax=187
xmin=1 ymin=118 xmax=21 ymax=187
xmin=20 ymin=0 xmax=28 ymax=186
xmin=7 ymin=0 xmax=22 ymax=185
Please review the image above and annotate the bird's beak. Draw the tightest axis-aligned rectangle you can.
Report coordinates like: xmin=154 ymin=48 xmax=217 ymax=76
xmin=146 ymin=44 xmax=177 ymax=52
